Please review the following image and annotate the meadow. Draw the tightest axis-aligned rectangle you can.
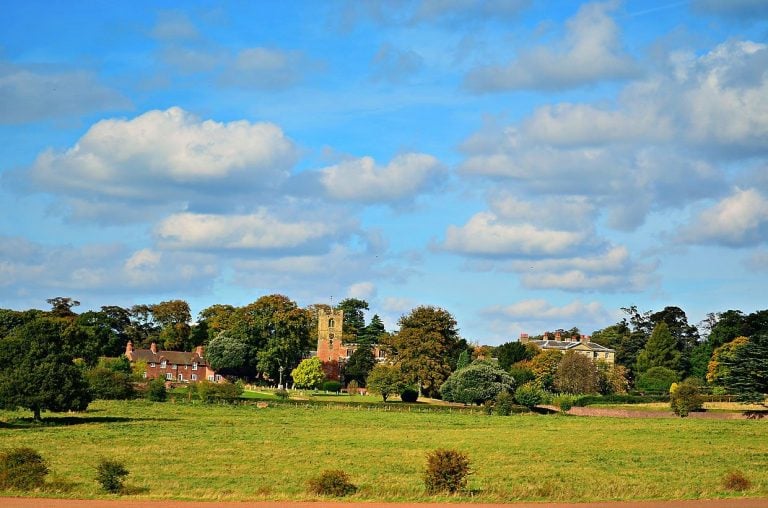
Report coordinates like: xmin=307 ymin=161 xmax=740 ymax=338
xmin=0 ymin=399 xmax=766 ymax=502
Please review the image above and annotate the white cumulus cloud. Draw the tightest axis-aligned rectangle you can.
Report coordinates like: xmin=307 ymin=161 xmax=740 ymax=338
xmin=484 ymin=299 xmax=611 ymax=322
xmin=465 ymin=1 xmax=637 ymax=92
xmin=320 ymin=153 xmax=444 ymax=203
xmin=680 ymin=188 xmax=768 ymax=247
xmin=24 ymin=107 xmax=297 ymax=219
xmin=441 ymin=211 xmax=587 ymax=257
xmin=155 ymin=210 xmax=345 ymax=251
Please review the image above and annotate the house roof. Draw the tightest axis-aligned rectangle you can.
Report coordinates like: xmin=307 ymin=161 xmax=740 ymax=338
xmin=131 ymin=349 xmax=208 ymax=366
xmin=530 ymin=339 xmax=614 ymax=353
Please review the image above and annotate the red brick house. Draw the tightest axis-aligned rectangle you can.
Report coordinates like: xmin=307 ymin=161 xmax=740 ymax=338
xmin=124 ymin=341 xmax=221 ymax=383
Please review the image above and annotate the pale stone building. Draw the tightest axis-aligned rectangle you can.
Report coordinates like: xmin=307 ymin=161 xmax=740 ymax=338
xmin=520 ymin=331 xmax=615 ymax=363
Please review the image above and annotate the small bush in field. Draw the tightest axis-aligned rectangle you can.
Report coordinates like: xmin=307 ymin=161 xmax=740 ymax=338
xmin=275 ymin=388 xmax=289 ymax=400
xmin=400 ymin=387 xmax=419 ymax=403
xmin=514 ymin=382 xmax=545 ymax=408
xmin=494 ymin=391 xmax=514 ymax=416
xmin=552 ymin=394 xmax=576 ymax=413
xmin=423 ymin=449 xmax=472 ymax=494
xmin=95 ymin=458 xmax=129 ymax=493
xmin=670 ymin=382 xmax=703 ymax=417
xmin=322 ymin=380 xmax=342 ymax=393
xmin=146 ymin=377 xmax=167 ymax=402
xmin=722 ymin=471 xmax=751 ymax=491
xmin=0 ymin=447 xmax=48 ymax=490
xmin=307 ymin=469 xmax=357 ymax=497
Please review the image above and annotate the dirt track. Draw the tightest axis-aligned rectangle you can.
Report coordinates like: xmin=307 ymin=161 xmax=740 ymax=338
xmin=1 ymin=498 xmax=766 ymax=508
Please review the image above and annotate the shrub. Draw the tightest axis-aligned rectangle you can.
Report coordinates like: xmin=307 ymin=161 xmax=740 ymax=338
xmin=636 ymin=366 xmax=679 ymax=393
xmin=146 ymin=377 xmax=167 ymax=402
xmin=307 ymin=469 xmax=357 ymax=497
xmin=424 ymin=449 xmax=472 ymax=494
xmin=86 ymin=367 xmax=135 ymax=400
xmin=572 ymin=394 xmax=669 ymax=406
xmin=670 ymin=382 xmax=703 ymax=417
xmin=483 ymin=400 xmax=494 ymax=415
xmin=494 ymin=391 xmax=514 ymax=416
xmin=722 ymin=471 xmax=751 ymax=491
xmin=552 ymin=394 xmax=576 ymax=413
xmin=508 ymin=364 xmax=535 ymax=386
xmin=439 ymin=361 xmax=514 ymax=405
xmin=275 ymin=388 xmax=289 ymax=400
xmin=514 ymin=382 xmax=545 ymax=408
xmin=0 ymin=447 xmax=48 ymax=491
xmin=400 ymin=387 xmax=419 ymax=403
xmin=346 ymin=379 xmax=359 ymax=394
xmin=95 ymin=458 xmax=129 ymax=493
xmin=322 ymin=380 xmax=342 ymax=393
xmin=215 ymin=381 xmax=243 ymax=403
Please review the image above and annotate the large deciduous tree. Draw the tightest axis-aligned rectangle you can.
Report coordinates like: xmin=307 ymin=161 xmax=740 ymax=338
xmin=343 ymin=343 xmax=376 ymax=386
xmin=196 ymin=304 xmax=238 ymax=344
xmin=76 ymin=305 xmax=132 ymax=358
xmin=230 ymin=295 xmax=312 ymax=382
xmin=439 ymin=361 xmax=514 ymax=405
xmin=366 ymin=364 xmax=406 ymax=402
xmin=46 ymin=296 xmax=80 ymax=318
xmin=205 ymin=333 xmax=249 ymax=376
xmin=0 ymin=317 xmax=91 ymax=420
xmin=520 ymin=349 xmax=562 ymax=390
xmin=291 ymin=357 xmax=325 ymax=389
xmin=554 ymin=351 xmax=600 ymax=394
xmin=388 ymin=306 xmax=462 ymax=397
xmin=151 ymin=300 xmax=192 ymax=351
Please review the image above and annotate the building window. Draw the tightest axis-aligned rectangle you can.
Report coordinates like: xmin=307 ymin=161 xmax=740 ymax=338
xmin=178 ymin=373 xmax=183 ymax=381
xmin=215 ymin=374 xmax=222 ymax=382
xmin=191 ymin=374 xmax=197 ymax=381
xmin=192 ymin=362 xmax=198 ymax=370
xmin=208 ymin=375 xmax=214 ymax=381
xmin=165 ymin=373 xmax=173 ymax=380
xmin=149 ymin=362 xmax=156 ymax=368
xmin=160 ymin=360 xmax=167 ymax=368
xmin=172 ymin=363 xmax=177 ymax=370
xmin=143 ymin=372 xmax=147 ymax=379
xmin=329 ymin=318 xmax=335 ymax=329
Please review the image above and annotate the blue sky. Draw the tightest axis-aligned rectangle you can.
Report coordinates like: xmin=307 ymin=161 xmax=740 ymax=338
xmin=1 ymin=0 xmax=767 ymax=344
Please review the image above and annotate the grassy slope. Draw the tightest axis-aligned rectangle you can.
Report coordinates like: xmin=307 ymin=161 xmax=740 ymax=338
xmin=0 ymin=400 xmax=766 ymax=502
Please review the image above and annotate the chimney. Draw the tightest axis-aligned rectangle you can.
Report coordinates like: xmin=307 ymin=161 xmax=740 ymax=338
xmin=554 ymin=331 xmax=561 ymax=341
xmin=195 ymin=346 xmax=204 ymax=357
xmin=150 ymin=342 xmax=158 ymax=354
xmin=519 ymin=333 xmax=529 ymax=344
xmin=580 ymin=335 xmax=590 ymax=343
xmin=543 ymin=331 xmax=549 ymax=340
xmin=125 ymin=341 xmax=134 ymax=360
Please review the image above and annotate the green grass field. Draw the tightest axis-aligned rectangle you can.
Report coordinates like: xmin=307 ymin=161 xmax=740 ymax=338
xmin=1 ymin=399 xmax=766 ymax=502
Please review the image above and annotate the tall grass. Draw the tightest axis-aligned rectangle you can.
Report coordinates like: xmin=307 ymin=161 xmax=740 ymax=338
xmin=0 ymin=400 xmax=765 ymax=502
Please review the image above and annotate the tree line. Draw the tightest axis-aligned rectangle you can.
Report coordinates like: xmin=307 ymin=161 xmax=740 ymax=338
xmin=0 ymin=297 xmax=766 ymax=420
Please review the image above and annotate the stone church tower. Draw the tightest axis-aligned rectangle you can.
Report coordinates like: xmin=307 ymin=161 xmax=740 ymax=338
xmin=316 ymin=308 xmax=345 ymax=380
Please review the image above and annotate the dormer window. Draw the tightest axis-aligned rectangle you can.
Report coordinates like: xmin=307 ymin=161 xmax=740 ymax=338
xmin=192 ymin=362 xmax=198 ymax=371
xmin=160 ymin=360 xmax=167 ymax=368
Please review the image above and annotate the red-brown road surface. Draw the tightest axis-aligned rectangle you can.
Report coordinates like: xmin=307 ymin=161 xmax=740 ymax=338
xmin=1 ymin=499 xmax=766 ymax=508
